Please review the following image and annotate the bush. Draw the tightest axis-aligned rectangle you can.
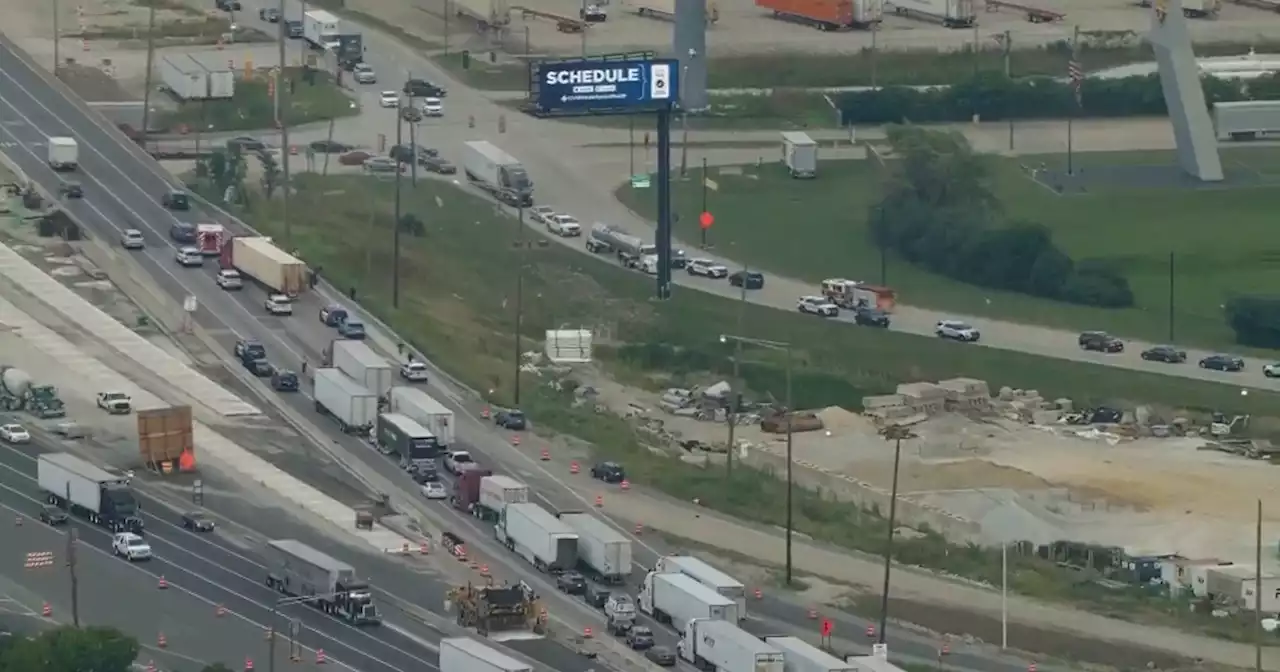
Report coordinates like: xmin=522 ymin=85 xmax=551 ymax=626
xmin=1225 ymin=295 xmax=1280 ymax=348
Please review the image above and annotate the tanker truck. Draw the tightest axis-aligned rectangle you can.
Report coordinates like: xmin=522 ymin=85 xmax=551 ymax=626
xmin=0 ymin=366 xmax=66 ymax=418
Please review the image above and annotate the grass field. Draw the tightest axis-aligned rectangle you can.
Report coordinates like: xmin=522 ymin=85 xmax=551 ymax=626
xmin=495 ymin=92 xmax=838 ymax=130
xmin=615 ymin=147 xmax=1280 ymax=353
xmin=155 ymin=68 xmax=358 ymax=132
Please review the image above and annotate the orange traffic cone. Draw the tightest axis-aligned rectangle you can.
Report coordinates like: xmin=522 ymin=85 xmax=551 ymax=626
xmin=41 ymin=602 xmax=51 ymax=617
xmin=419 ymin=542 xmax=429 ymax=554
xmin=245 ymin=658 xmax=254 ymax=671
xmin=754 ymin=588 xmax=763 ymax=599
xmin=511 ymin=435 xmax=521 ymax=446
xmin=865 ymin=625 xmax=875 ymax=638
xmin=157 ymin=575 xmax=168 ymax=589
xmin=619 ymin=479 xmax=630 ymax=490
xmin=540 ymin=448 xmax=550 ymax=461
xmin=316 ymin=650 xmax=327 ymax=665
xmin=481 ymin=406 xmax=490 ymax=419
xmin=569 ymin=461 xmax=580 ymax=474
xmin=157 ymin=632 xmax=167 ymax=649
xmin=146 ymin=660 xmax=156 ymax=672
xmin=583 ymin=626 xmax=593 ymax=639
xmin=594 ymin=494 xmax=603 ymax=507
xmin=634 ymin=523 xmax=643 ymax=535
xmin=480 ymin=564 xmax=489 ymax=576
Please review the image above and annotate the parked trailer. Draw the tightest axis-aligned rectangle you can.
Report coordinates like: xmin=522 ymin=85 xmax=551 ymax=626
xmin=558 ymin=511 xmax=632 ymax=583
xmin=329 ymin=340 xmax=393 ymax=397
xmin=655 ymin=555 xmax=747 ymax=619
xmin=220 ymin=237 xmax=307 ymax=296
xmin=439 ymin=638 xmax=531 ymax=672
xmin=477 ymin=475 xmax=529 ymax=521
xmin=264 ymin=539 xmax=381 ymax=625
xmin=755 ymin=0 xmax=880 ymax=28
xmin=1214 ymin=101 xmax=1280 ymax=140
xmin=37 ymin=453 xmax=143 ymax=533
xmin=376 ymin=413 xmax=440 ymax=470
xmin=187 ymin=52 xmax=236 ymax=99
xmin=314 ymin=368 xmax=377 ymax=433
xmin=495 ymin=502 xmax=579 ymax=573
xmin=888 ymin=0 xmax=974 ymax=26
xmin=158 ymin=55 xmax=209 ymax=100
xmin=679 ymin=619 xmax=785 ymax=672
xmin=388 ymin=387 xmax=455 ymax=447
xmin=639 ymin=571 xmax=739 ymax=630
xmin=766 ymin=636 xmax=857 ymax=672
xmin=782 ymin=131 xmax=817 ymax=178
xmin=622 ymin=0 xmax=721 ymax=22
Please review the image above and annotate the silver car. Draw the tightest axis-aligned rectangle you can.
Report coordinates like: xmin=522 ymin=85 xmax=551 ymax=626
xmin=121 ymin=229 xmax=145 ymax=249
xmin=363 ymin=157 xmax=400 ymax=174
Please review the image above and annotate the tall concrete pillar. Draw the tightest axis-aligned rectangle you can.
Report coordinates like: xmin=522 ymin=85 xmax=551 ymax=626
xmin=673 ymin=0 xmax=708 ymax=111
xmin=1150 ymin=0 xmax=1223 ymax=181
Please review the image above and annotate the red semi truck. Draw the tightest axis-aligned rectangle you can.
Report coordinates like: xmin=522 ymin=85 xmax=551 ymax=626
xmin=450 ymin=468 xmax=493 ymax=513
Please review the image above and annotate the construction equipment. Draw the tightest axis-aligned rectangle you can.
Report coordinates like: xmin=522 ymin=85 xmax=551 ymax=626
xmin=27 ymin=384 xmax=66 ymax=418
xmin=446 ymin=582 xmax=545 ymax=638
xmin=0 ymin=366 xmax=67 ymax=418
xmin=1210 ymin=413 xmax=1249 ymax=437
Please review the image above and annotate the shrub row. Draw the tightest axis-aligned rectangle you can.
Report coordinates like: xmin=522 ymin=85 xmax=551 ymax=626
xmin=1226 ymin=296 xmax=1280 ymax=348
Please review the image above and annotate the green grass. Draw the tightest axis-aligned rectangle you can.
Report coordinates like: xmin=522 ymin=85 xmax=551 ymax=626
xmin=615 ymin=148 xmax=1280 ymax=354
xmin=155 ymin=68 xmax=358 ymax=133
xmin=497 ymin=92 xmax=839 ymax=130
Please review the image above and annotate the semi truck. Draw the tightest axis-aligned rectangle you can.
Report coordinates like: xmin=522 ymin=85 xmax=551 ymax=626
xmin=755 ymin=0 xmax=880 ymax=28
xmin=679 ymin=619 xmax=785 ymax=672
xmin=336 ymin=33 xmax=364 ymax=68
xmin=476 ymin=475 xmax=529 ymax=521
xmin=388 ymin=387 xmax=455 ymax=448
xmin=38 ymin=453 xmax=142 ymax=533
xmin=376 ymin=413 xmax=440 ymax=470
xmin=451 ymin=468 xmax=494 ymax=512
xmin=558 ymin=511 xmax=632 ymax=584
xmin=655 ymin=555 xmax=748 ymax=619
xmin=621 ymin=0 xmax=721 ymax=22
xmin=264 ymin=539 xmax=381 ymax=625
xmin=887 ymin=0 xmax=974 ymax=26
xmin=47 ymin=137 xmax=78 ymax=171
xmin=495 ymin=502 xmax=579 ymax=573
xmin=314 ymin=368 xmax=377 ymax=434
xmin=1213 ymin=100 xmax=1280 ymax=140
xmin=462 ymin=140 xmax=533 ymax=206
xmin=585 ymin=223 xmax=656 ymax=258
xmin=303 ymin=9 xmax=342 ymax=50
xmin=326 ymin=340 xmax=392 ymax=397
xmin=639 ymin=571 xmax=738 ymax=629
xmin=440 ymin=638 xmax=531 ymax=672
xmin=219 ymin=237 xmax=307 ymax=296
xmin=782 ymin=131 xmax=818 ymax=178
xmin=765 ymin=636 xmax=858 ymax=672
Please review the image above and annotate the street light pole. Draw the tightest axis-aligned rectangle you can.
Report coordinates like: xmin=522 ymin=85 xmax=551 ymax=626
xmin=783 ymin=345 xmax=793 ymax=585
xmin=877 ymin=424 xmax=914 ymax=645
xmin=513 ymin=205 xmax=526 ymax=406
xmin=392 ymin=100 xmax=403 ymax=309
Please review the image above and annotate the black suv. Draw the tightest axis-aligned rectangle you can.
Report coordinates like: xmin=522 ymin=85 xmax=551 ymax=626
xmin=1078 ymin=331 xmax=1124 ymax=353
xmin=626 ymin=626 xmax=654 ymax=650
xmin=181 ymin=511 xmax=215 ymax=532
xmin=591 ymin=461 xmax=625 ymax=484
xmin=161 ymin=190 xmax=190 ymax=210
xmin=495 ymin=409 xmax=526 ymax=430
xmin=854 ymin=307 xmax=890 ymax=328
xmin=729 ymin=270 xmax=764 ymax=290
xmin=39 ymin=505 xmax=68 ymax=526
xmin=403 ymin=78 xmax=446 ymax=98
xmin=556 ymin=571 xmax=586 ymax=595
xmin=583 ymin=584 xmax=611 ymax=609
xmin=235 ymin=338 xmax=267 ymax=362
xmin=271 ymin=369 xmax=299 ymax=391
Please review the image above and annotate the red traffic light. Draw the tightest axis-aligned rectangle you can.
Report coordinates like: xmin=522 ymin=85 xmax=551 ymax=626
xmin=699 ymin=211 xmax=714 ymax=230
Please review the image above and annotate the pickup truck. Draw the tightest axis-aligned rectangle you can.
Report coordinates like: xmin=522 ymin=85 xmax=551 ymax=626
xmin=97 ymin=392 xmax=133 ymax=414
xmin=443 ymin=450 xmax=474 ymax=474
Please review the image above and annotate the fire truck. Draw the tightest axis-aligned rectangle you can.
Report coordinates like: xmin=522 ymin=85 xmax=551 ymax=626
xmin=820 ymin=278 xmax=897 ymax=312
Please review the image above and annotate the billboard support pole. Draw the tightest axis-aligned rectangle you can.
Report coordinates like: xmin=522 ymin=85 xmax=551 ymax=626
xmin=656 ymin=108 xmax=672 ymax=301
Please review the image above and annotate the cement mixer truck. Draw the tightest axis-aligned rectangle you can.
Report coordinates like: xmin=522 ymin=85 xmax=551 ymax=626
xmin=0 ymin=366 xmax=67 ymax=418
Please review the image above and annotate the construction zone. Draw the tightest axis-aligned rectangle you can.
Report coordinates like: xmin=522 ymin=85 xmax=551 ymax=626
xmin=0 ymin=365 xmax=67 ymax=418
xmin=447 ymin=582 xmax=547 ymax=641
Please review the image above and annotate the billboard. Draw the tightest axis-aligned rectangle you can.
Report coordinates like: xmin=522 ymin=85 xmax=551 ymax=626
xmin=534 ymin=58 xmax=679 ymax=113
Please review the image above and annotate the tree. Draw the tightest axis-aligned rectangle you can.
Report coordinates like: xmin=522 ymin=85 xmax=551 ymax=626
xmin=0 ymin=626 xmax=138 ymax=672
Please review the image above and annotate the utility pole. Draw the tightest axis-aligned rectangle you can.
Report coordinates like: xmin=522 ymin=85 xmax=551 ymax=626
xmin=139 ymin=3 xmax=158 ymax=148
xmin=877 ymin=424 xmax=915 ymax=645
xmin=870 ymin=20 xmax=878 ymax=89
xmin=408 ymin=120 xmax=418 ymax=186
xmin=1255 ymin=500 xmax=1263 ymax=672
xmin=1000 ymin=542 xmax=1008 ymax=649
xmin=392 ymin=105 xmax=403 ymax=309
xmin=277 ymin=0 xmax=291 ymax=247
xmin=513 ymin=206 xmax=527 ymax=406
xmin=67 ymin=524 xmax=80 ymax=627
xmin=321 ymin=117 xmax=335 ymax=176
xmin=52 ymin=0 xmax=61 ymax=77
xmin=1004 ymin=30 xmax=1013 ymax=151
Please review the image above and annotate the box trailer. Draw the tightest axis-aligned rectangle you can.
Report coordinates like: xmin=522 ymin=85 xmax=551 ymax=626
xmin=159 ymin=54 xmax=208 ymax=100
xmin=755 ymin=0 xmax=879 ymax=28
xmin=477 ymin=475 xmax=529 ymax=520
xmin=558 ymin=511 xmax=632 ymax=583
xmin=220 ymin=237 xmax=307 ymax=296
xmin=37 ymin=453 xmax=142 ymax=533
xmin=495 ymin=502 xmax=579 ymax=573
xmin=1214 ymin=101 xmax=1280 ymax=141
xmin=888 ymin=0 xmax=974 ymax=26
xmin=440 ymin=638 xmax=531 ymax=672
xmin=782 ymin=131 xmax=818 ymax=178
xmin=329 ymin=340 xmax=392 ymax=397
xmin=622 ymin=0 xmax=721 ymax=22
xmin=655 ymin=555 xmax=747 ymax=619
xmin=389 ymin=387 xmax=455 ymax=447
xmin=376 ymin=413 xmax=440 ymax=469
xmin=639 ymin=571 xmax=738 ymax=629
xmin=303 ymin=9 xmax=342 ymax=49
xmin=264 ymin=539 xmax=381 ymax=625
xmin=187 ymin=52 xmax=235 ymax=99
xmin=766 ymin=636 xmax=857 ymax=672
xmin=680 ymin=619 xmax=785 ymax=672
xmin=314 ymin=368 xmax=377 ymax=434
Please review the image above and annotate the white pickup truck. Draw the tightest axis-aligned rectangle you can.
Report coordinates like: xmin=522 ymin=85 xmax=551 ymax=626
xmin=96 ymin=392 xmax=133 ymax=414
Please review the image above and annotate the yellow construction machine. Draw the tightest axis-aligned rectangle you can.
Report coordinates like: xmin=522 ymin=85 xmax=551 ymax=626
xmin=447 ymin=581 xmax=547 ymax=638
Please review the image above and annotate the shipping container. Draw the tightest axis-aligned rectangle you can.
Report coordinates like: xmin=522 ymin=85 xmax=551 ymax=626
xmin=330 ymin=340 xmax=393 ymax=397
xmin=680 ymin=619 xmax=784 ymax=672
xmin=655 ymin=555 xmax=747 ymax=618
xmin=137 ymin=406 xmax=193 ymax=467
xmin=451 ymin=468 xmax=493 ymax=511
xmin=440 ymin=638 xmax=531 ymax=672
xmin=264 ymin=539 xmax=381 ymax=625
xmin=477 ymin=475 xmax=529 ymax=519
xmin=766 ymin=636 xmax=856 ymax=672
xmin=1189 ymin=561 xmax=1232 ymax=598
xmin=314 ymin=368 xmax=377 ymax=433
xmin=782 ymin=131 xmax=817 ymax=178
xmin=1214 ymin=100 xmax=1280 ymax=141
xmin=37 ymin=453 xmax=142 ymax=532
xmin=222 ymin=237 xmax=307 ymax=296
xmin=389 ymin=387 xmax=455 ymax=447
xmin=639 ymin=571 xmax=738 ymax=629
xmin=558 ymin=511 xmax=633 ymax=583
xmin=376 ymin=413 xmax=440 ymax=468
xmin=1207 ymin=565 xmax=1255 ymax=600
xmin=496 ymin=502 xmax=579 ymax=573
xmin=1240 ymin=575 xmax=1280 ymax=613
xmin=888 ymin=0 xmax=974 ymax=26
xmin=158 ymin=54 xmax=208 ymax=100
xmin=621 ymin=0 xmax=721 ymax=22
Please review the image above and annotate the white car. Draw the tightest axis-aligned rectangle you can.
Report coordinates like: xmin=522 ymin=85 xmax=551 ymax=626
xmin=175 ymin=246 xmax=203 ymax=267
xmin=121 ymin=229 xmax=145 ymax=250
xmin=112 ymin=532 xmax=152 ymax=561
xmin=443 ymin=450 xmax=474 ymax=474
xmin=422 ymin=97 xmax=443 ymax=117
xmin=421 ymin=481 xmax=447 ymax=499
xmin=400 ymin=361 xmax=429 ymax=382
xmin=1264 ymin=363 xmax=1280 ymax=378
xmin=216 ymin=269 xmax=243 ymax=290
xmin=528 ymin=205 xmax=557 ymax=224
xmin=0 ymin=424 xmax=30 ymax=444
xmin=547 ymin=214 xmax=581 ymax=237
xmin=353 ymin=63 xmax=377 ymax=84
xmin=379 ymin=91 xmax=400 ymax=108
xmin=686 ymin=258 xmax=728 ymax=278
xmin=264 ymin=294 xmax=293 ymax=316
xmin=797 ymin=295 xmax=839 ymax=317
xmin=936 ymin=320 xmax=980 ymax=342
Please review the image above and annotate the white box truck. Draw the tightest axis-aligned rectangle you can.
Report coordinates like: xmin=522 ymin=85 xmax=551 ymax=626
xmin=639 ymin=571 xmax=739 ymax=629
xmin=188 ymin=53 xmax=235 ymax=99
xmin=47 ymin=137 xmax=78 ymax=171
xmin=477 ymin=475 xmax=529 ymax=520
xmin=303 ymin=9 xmax=342 ymax=49
xmin=329 ymin=340 xmax=392 ymax=397
xmin=888 ymin=0 xmax=974 ymax=27
xmin=314 ymin=368 xmax=377 ymax=434
xmin=158 ymin=55 xmax=208 ymax=100
xmin=223 ymin=237 xmax=307 ymax=296
xmin=38 ymin=453 xmax=142 ymax=532
xmin=782 ymin=131 xmax=817 ymax=179
xmin=440 ymin=638 xmax=531 ymax=672
xmin=680 ymin=619 xmax=785 ymax=672
xmin=495 ymin=502 xmax=579 ymax=573
xmin=622 ymin=0 xmax=721 ymax=22
xmin=655 ymin=555 xmax=747 ymax=619
xmin=388 ymin=387 xmax=455 ymax=447
xmin=558 ymin=511 xmax=632 ymax=584
xmin=462 ymin=140 xmax=533 ymax=206
xmin=767 ymin=636 xmax=857 ymax=672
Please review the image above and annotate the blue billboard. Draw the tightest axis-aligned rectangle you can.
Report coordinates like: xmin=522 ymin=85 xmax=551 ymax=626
xmin=534 ymin=59 xmax=679 ymax=113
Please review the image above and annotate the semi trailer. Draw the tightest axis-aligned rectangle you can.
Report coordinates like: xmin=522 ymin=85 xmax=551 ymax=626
xmin=38 ymin=453 xmax=143 ymax=533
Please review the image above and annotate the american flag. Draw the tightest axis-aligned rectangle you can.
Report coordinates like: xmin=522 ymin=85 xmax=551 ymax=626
xmin=1068 ymin=58 xmax=1084 ymax=106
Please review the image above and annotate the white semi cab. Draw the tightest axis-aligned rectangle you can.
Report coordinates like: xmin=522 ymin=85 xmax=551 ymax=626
xmin=495 ymin=501 xmax=579 ymax=573
xmin=303 ymin=9 xmax=341 ymax=49
xmin=558 ymin=511 xmax=633 ymax=584
xmin=329 ymin=340 xmax=393 ymax=397
xmin=766 ymin=636 xmax=858 ymax=672
xmin=655 ymin=555 xmax=747 ymax=618
xmin=477 ymin=475 xmax=529 ymax=519
xmin=679 ymin=619 xmax=785 ymax=672
xmin=38 ymin=453 xmax=142 ymax=532
xmin=389 ymin=386 xmax=455 ymax=447
xmin=439 ymin=638 xmax=531 ymax=672
xmin=782 ymin=131 xmax=817 ymax=179
xmin=639 ymin=571 xmax=738 ymax=629
xmin=48 ymin=137 xmax=78 ymax=171
xmin=313 ymin=368 xmax=377 ymax=433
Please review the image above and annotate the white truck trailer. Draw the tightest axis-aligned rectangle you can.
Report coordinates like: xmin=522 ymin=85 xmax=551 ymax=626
xmin=495 ymin=502 xmax=579 ymax=573
xmin=38 ymin=453 xmax=143 ymax=533
xmin=639 ymin=571 xmax=739 ymax=629
xmin=766 ymin=636 xmax=857 ymax=672
xmin=47 ymin=137 xmax=79 ymax=171
xmin=314 ymin=368 xmax=377 ymax=434
xmin=477 ymin=475 xmax=529 ymax=521
xmin=158 ymin=55 xmax=209 ymax=100
xmin=187 ymin=52 xmax=235 ymax=99
xmin=782 ymin=131 xmax=817 ymax=179
xmin=655 ymin=555 xmax=747 ymax=619
xmin=329 ymin=340 xmax=393 ymax=397
xmin=388 ymin=387 xmax=455 ymax=447
xmin=264 ymin=539 xmax=381 ymax=625
xmin=558 ymin=511 xmax=632 ymax=583
xmin=621 ymin=0 xmax=721 ymax=22
xmin=303 ymin=9 xmax=342 ymax=50
xmin=440 ymin=638 xmax=531 ymax=672
xmin=888 ymin=0 xmax=974 ymax=27
xmin=461 ymin=140 xmax=534 ymax=206
xmin=223 ymin=237 xmax=307 ymax=296
xmin=1214 ymin=100 xmax=1280 ymax=140
xmin=680 ymin=619 xmax=785 ymax=672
